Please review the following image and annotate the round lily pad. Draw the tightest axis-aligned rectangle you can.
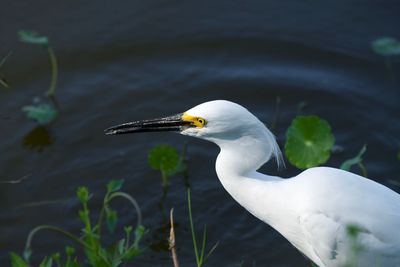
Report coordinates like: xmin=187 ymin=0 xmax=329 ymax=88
xmin=148 ymin=145 xmax=179 ymax=173
xmin=285 ymin=115 xmax=335 ymax=169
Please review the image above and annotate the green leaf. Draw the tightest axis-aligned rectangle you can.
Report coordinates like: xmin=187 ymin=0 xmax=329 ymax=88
xmin=117 ymin=238 xmax=126 ymax=255
xmin=76 ymin=187 xmax=90 ymax=204
xmin=285 ymin=115 xmax=335 ymax=169
xmin=133 ymin=225 xmax=146 ymax=248
xmin=122 ymin=247 xmax=141 ymax=260
xmin=51 ymin=252 xmax=60 ymax=261
xmin=79 ymin=210 xmax=89 ymax=224
xmin=18 ymin=30 xmax=49 ymax=47
xmin=340 ymin=145 xmax=367 ymax=171
xmin=105 ymin=207 xmax=118 ymax=233
xmin=148 ymin=145 xmax=180 ymax=173
xmin=65 ymin=246 xmax=76 ymax=256
xmin=124 ymin=225 xmax=133 ymax=235
xmin=371 ymin=37 xmax=400 ymax=56
xmin=107 ymin=179 xmax=124 ymax=193
xmin=39 ymin=256 xmax=53 ymax=267
xmin=22 ymin=104 xmax=58 ymax=125
xmin=10 ymin=253 xmax=28 ymax=267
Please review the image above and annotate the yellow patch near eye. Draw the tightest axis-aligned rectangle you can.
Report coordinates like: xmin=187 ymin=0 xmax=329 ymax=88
xmin=182 ymin=113 xmax=207 ymax=128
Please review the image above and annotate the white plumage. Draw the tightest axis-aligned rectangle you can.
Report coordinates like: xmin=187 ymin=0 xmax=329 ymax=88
xmin=181 ymin=100 xmax=400 ymax=267
xmin=106 ymin=100 xmax=400 ymax=266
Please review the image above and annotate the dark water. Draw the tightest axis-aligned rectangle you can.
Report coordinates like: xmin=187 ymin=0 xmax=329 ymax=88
xmin=1 ymin=1 xmax=400 ymax=266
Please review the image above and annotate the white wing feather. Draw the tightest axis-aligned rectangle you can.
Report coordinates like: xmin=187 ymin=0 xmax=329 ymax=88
xmin=292 ymin=167 xmax=400 ymax=267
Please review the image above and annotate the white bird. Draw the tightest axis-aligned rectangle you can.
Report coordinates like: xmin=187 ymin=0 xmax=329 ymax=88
xmin=105 ymin=100 xmax=400 ymax=267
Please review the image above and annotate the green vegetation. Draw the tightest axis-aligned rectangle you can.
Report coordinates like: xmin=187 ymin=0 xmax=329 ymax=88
xmin=18 ymin=31 xmax=58 ymax=97
xmin=10 ymin=144 xmax=219 ymax=267
xmin=148 ymin=144 xmax=188 ymax=188
xmin=19 ymin=30 xmax=59 ymax=125
xmin=285 ymin=115 xmax=335 ymax=169
xmin=10 ymin=180 xmax=146 ymax=267
xmin=22 ymin=104 xmax=58 ymax=125
xmin=187 ymin=189 xmax=218 ymax=267
xmin=149 ymin=144 xmax=218 ymax=266
xmin=340 ymin=145 xmax=368 ymax=177
xmin=372 ymin=37 xmax=400 ymax=56
xmin=371 ymin=37 xmax=400 ymax=79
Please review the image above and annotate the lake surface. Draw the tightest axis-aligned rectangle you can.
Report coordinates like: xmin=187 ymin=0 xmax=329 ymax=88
xmin=1 ymin=1 xmax=399 ymax=266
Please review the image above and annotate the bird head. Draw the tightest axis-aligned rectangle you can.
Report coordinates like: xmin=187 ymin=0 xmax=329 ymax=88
xmin=105 ymin=100 xmax=284 ymax=168
xmin=105 ymin=100 xmax=257 ymax=138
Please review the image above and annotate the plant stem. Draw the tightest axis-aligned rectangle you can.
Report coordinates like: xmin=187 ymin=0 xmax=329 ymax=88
xmin=108 ymin=192 xmax=143 ymax=227
xmin=161 ymin=169 xmax=169 ymax=188
xmin=26 ymin=225 xmax=88 ymax=252
xmin=188 ymin=189 xmax=200 ymax=267
xmin=169 ymin=208 xmax=180 ymax=267
xmin=358 ymin=162 xmax=368 ymax=178
xmin=46 ymin=46 xmax=58 ymax=97
xmin=96 ymin=193 xmax=108 ymax=238
xmin=25 ymin=225 xmax=112 ymax=266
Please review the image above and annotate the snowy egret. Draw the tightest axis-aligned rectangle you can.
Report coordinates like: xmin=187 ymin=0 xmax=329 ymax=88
xmin=105 ymin=100 xmax=400 ymax=266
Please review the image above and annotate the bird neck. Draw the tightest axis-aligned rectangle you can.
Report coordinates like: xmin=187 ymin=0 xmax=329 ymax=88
xmin=214 ymin=134 xmax=293 ymax=231
xmin=214 ymin=131 xmax=276 ymax=177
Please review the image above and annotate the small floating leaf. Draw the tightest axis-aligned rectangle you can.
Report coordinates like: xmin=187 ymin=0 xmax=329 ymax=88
xmin=148 ymin=145 xmax=180 ymax=174
xmin=371 ymin=37 xmax=400 ymax=56
xmin=285 ymin=115 xmax=335 ymax=169
xmin=22 ymin=104 xmax=58 ymax=125
xmin=18 ymin=30 xmax=49 ymax=47
xmin=340 ymin=145 xmax=367 ymax=176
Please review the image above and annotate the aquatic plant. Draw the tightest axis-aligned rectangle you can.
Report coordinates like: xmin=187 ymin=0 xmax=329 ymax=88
xmin=372 ymin=37 xmax=400 ymax=56
xmin=10 ymin=180 xmax=146 ymax=267
xmin=22 ymin=103 xmax=58 ymax=125
xmin=285 ymin=115 xmax=335 ymax=169
xmin=187 ymin=189 xmax=218 ymax=267
xmin=371 ymin=37 xmax=400 ymax=79
xmin=148 ymin=144 xmax=188 ymax=188
xmin=19 ymin=30 xmax=59 ymax=125
xmin=340 ymin=145 xmax=367 ymax=177
xmin=18 ymin=31 xmax=58 ymax=97
xmin=168 ymin=208 xmax=180 ymax=267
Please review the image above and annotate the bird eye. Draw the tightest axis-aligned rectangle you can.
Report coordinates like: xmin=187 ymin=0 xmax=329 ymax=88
xmin=197 ymin=117 xmax=206 ymax=127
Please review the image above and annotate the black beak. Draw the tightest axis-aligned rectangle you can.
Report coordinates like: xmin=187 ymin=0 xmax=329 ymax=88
xmin=104 ymin=113 xmax=192 ymax=135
